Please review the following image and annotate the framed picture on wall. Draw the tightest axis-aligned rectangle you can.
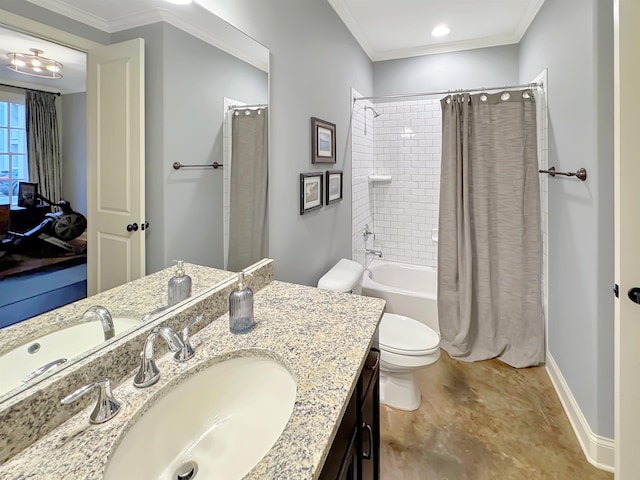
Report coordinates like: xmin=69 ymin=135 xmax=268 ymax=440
xmin=300 ymin=172 xmax=323 ymax=214
xmin=17 ymin=182 xmax=38 ymax=208
xmin=325 ymin=170 xmax=343 ymax=205
xmin=311 ymin=117 xmax=336 ymax=164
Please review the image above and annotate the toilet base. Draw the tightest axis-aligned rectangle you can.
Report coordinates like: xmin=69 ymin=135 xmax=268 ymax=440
xmin=380 ymin=370 xmax=421 ymax=411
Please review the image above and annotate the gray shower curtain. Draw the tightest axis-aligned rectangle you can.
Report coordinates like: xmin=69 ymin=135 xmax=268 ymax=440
xmin=227 ymin=108 xmax=269 ymax=272
xmin=438 ymin=91 xmax=544 ymax=368
xmin=26 ymin=91 xmax=62 ymax=202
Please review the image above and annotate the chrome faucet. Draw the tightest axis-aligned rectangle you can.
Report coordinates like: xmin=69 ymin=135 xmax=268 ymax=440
xmin=365 ymin=248 xmax=383 ymax=258
xmin=174 ymin=315 xmax=204 ymax=362
xmin=133 ymin=326 xmax=186 ymax=388
xmin=61 ymin=377 xmax=121 ymax=424
xmin=82 ymin=306 xmax=115 ymax=341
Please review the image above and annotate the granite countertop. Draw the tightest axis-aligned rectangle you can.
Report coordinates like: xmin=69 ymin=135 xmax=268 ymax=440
xmin=0 ymin=263 xmax=234 ymax=404
xmin=0 ymin=262 xmax=234 ymax=354
xmin=0 ymin=280 xmax=385 ymax=479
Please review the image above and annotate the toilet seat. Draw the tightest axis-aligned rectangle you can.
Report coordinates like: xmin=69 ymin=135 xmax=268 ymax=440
xmin=379 ymin=313 xmax=440 ymax=355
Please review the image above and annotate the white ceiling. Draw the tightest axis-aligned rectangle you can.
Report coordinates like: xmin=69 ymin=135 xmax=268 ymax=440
xmin=328 ymin=0 xmax=546 ymax=61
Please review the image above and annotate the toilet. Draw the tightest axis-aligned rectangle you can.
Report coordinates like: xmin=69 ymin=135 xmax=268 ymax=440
xmin=318 ymin=259 xmax=440 ymax=411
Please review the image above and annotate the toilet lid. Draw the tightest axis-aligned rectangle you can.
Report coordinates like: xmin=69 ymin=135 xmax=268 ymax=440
xmin=379 ymin=313 xmax=440 ymax=355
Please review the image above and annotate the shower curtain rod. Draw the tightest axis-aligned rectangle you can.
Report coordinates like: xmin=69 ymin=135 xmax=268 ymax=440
xmin=353 ymin=82 xmax=542 ymax=103
xmin=227 ymin=103 xmax=268 ymax=110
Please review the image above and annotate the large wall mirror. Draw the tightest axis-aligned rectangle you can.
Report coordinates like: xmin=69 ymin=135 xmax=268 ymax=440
xmin=0 ymin=1 xmax=269 ymax=403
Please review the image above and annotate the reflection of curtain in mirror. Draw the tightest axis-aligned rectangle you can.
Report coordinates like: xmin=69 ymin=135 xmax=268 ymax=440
xmin=227 ymin=108 xmax=268 ymax=272
xmin=26 ymin=91 xmax=62 ymax=202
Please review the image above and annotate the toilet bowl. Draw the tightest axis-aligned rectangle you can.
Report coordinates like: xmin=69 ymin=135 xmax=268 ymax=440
xmin=318 ymin=259 xmax=441 ymax=411
xmin=378 ymin=313 xmax=440 ymax=411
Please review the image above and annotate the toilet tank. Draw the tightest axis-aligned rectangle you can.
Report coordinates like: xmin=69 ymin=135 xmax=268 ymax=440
xmin=317 ymin=259 xmax=364 ymax=294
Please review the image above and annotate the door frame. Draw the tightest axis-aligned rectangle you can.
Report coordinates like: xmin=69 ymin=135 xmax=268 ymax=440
xmin=614 ymin=0 xmax=640 ymax=477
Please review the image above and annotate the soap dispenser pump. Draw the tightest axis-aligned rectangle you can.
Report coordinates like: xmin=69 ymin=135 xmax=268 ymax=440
xmin=168 ymin=260 xmax=192 ymax=307
xmin=229 ymin=271 xmax=254 ymax=334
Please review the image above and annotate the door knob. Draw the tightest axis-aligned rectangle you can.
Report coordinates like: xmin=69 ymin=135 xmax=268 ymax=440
xmin=141 ymin=221 xmax=149 ymax=231
xmin=127 ymin=223 xmax=139 ymax=232
xmin=628 ymin=287 xmax=640 ymax=304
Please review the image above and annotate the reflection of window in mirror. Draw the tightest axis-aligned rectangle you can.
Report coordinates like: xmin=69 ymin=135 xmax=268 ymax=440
xmin=0 ymin=90 xmax=28 ymax=207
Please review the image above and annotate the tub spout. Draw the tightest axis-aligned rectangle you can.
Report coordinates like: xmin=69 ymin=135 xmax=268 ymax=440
xmin=365 ymin=248 xmax=383 ymax=258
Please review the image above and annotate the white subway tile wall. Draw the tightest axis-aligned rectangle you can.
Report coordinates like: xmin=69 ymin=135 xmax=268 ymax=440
xmin=369 ymin=98 xmax=442 ymax=267
xmin=351 ymin=87 xmax=547 ymax=334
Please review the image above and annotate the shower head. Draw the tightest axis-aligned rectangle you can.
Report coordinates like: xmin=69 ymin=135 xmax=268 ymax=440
xmin=365 ymin=105 xmax=381 ymax=118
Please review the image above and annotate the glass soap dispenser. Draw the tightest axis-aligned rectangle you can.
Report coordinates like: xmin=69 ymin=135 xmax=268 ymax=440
xmin=229 ymin=271 xmax=254 ymax=334
xmin=168 ymin=260 xmax=192 ymax=306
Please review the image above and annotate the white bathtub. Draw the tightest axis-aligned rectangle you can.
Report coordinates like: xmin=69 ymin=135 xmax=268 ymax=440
xmin=361 ymin=259 xmax=439 ymax=333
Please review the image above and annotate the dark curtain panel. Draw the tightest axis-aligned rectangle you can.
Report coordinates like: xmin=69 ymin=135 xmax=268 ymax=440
xmin=26 ymin=90 xmax=62 ymax=202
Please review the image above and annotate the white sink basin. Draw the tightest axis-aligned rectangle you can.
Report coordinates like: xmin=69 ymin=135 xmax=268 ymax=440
xmin=0 ymin=316 xmax=141 ymax=396
xmin=104 ymin=355 xmax=297 ymax=480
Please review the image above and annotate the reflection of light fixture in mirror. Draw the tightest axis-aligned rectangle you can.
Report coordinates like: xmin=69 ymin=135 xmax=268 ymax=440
xmin=6 ymin=48 xmax=63 ymax=79
xmin=431 ymin=24 xmax=451 ymax=37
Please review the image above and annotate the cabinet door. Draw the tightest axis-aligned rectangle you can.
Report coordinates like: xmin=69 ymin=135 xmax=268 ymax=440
xmin=360 ymin=349 xmax=380 ymax=480
xmin=319 ymin=392 xmax=358 ymax=479
xmin=337 ymin=429 xmax=359 ymax=480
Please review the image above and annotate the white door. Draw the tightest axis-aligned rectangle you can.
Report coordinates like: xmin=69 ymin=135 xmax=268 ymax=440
xmin=614 ymin=0 xmax=640 ymax=477
xmin=87 ymin=38 xmax=145 ymax=295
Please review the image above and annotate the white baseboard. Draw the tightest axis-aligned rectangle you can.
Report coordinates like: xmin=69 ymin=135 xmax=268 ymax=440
xmin=545 ymin=352 xmax=615 ymax=473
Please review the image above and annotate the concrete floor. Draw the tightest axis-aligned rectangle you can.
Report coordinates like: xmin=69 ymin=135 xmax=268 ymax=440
xmin=380 ymin=350 xmax=613 ymax=480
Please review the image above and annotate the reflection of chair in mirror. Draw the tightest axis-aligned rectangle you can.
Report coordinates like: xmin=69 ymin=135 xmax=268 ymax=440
xmin=225 ymin=104 xmax=269 ymax=272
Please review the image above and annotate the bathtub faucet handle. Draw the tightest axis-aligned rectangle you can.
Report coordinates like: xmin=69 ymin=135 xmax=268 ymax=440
xmin=363 ymin=224 xmax=374 ymax=240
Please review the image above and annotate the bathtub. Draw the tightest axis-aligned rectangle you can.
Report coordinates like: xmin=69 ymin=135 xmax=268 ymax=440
xmin=361 ymin=259 xmax=439 ymax=333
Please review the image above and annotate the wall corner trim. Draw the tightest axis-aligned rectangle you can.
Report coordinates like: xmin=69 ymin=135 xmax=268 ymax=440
xmin=545 ymin=352 xmax=615 ymax=473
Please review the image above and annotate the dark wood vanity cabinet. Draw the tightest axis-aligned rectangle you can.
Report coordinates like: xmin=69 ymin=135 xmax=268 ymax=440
xmin=319 ymin=346 xmax=380 ymax=480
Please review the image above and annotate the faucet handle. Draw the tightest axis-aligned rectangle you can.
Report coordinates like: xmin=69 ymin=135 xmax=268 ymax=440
xmin=61 ymin=378 xmax=121 ymax=424
xmin=174 ymin=314 xmax=204 ymax=362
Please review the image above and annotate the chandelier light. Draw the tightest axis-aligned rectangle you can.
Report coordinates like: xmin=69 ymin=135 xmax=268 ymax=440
xmin=6 ymin=48 xmax=63 ymax=79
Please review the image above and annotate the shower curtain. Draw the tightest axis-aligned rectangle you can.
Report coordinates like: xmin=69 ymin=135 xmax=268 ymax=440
xmin=227 ymin=108 xmax=269 ymax=272
xmin=437 ymin=90 xmax=544 ymax=368
xmin=26 ymin=91 xmax=62 ymax=202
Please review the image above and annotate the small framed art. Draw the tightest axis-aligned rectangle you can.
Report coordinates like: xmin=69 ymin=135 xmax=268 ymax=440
xmin=325 ymin=170 xmax=343 ymax=205
xmin=17 ymin=182 xmax=38 ymax=208
xmin=311 ymin=117 xmax=336 ymax=164
xmin=300 ymin=172 xmax=323 ymax=214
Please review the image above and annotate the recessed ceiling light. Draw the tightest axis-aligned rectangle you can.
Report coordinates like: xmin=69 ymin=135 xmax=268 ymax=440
xmin=165 ymin=0 xmax=192 ymax=4
xmin=431 ymin=24 xmax=451 ymax=37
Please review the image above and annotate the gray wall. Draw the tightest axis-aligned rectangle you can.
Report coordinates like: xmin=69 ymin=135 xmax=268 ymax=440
xmin=162 ymin=23 xmax=267 ymax=270
xmin=201 ymin=0 xmax=374 ymax=286
xmin=113 ymin=23 xmax=268 ymax=273
xmin=373 ymin=45 xmax=520 ymax=96
xmin=519 ymin=0 xmax=614 ymax=438
xmin=60 ymin=92 xmax=86 ymax=215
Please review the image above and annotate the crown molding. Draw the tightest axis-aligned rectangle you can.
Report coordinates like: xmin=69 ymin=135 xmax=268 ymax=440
xmin=327 ymin=0 xmax=376 ymax=59
xmin=24 ymin=0 xmax=111 ymax=31
xmin=514 ymin=0 xmax=546 ymax=41
xmin=371 ymin=35 xmax=520 ymax=62
xmin=22 ymin=0 xmax=268 ymax=73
